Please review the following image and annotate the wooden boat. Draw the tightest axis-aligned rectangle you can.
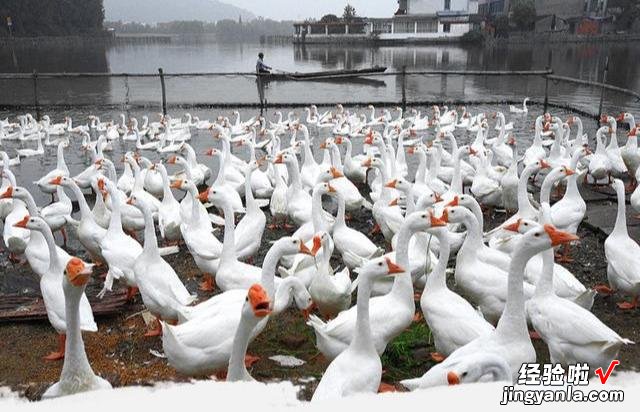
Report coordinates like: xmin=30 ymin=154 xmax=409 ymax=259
xmin=258 ymin=66 xmax=387 ymax=81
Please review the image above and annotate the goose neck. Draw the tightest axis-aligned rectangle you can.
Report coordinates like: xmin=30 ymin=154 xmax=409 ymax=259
xmin=60 ymin=285 xmax=94 ymax=379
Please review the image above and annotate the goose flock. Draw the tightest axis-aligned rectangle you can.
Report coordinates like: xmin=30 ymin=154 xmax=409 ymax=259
xmin=0 ymin=102 xmax=638 ymax=401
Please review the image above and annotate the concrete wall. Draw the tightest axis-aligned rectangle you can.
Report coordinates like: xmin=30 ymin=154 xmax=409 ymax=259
xmin=407 ymin=0 xmax=471 ymax=14
xmin=534 ymin=0 xmax=587 ymax=18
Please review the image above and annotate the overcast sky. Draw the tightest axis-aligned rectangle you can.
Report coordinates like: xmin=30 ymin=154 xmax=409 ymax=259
xmin=226 ymin=0 xmax=396 ymax=21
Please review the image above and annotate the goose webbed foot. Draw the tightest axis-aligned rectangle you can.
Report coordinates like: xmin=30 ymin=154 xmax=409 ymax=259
xmin=593 ymin=284 xmax=615 ymax=295
xmin=378 ymin=382 xmax=398 ymax=393
xmin=125 ymin=286 xmax=139 ymax=302
xmin=412 ymin=311 xmax=423 ymax=322
xmin=43 ymin=334 xmax=66 ymax=361
xmin=430 ymin=352 xmax=446 ymax=362
xmin=244 ymin=354 xmax=260 ymax=368
xmin=144 ymin=319 xmax=163 ymax=337
xmin=616 ymin=296 xmax=638 ymax=310
xmin=199 ymin=273 xmax=215 ymax=292
xmin=59 ymin=227 xmax=68 ymax=246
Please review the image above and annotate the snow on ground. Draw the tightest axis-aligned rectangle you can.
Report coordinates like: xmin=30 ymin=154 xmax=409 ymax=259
xmin=2 ymin=372 xmax=639 ymax=412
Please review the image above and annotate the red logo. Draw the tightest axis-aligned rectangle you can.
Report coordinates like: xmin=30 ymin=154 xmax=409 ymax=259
xmin=594 ymin=360 xmax=619 ymax=384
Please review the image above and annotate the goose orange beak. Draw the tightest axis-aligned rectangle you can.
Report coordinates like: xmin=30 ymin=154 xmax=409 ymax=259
xmin=203 ymin=148 xmax=214 ymax=156
xmin=198 ymin=189 xmax=209 ymax=202
xmin=0 ymin=186 xmax=13 ymax=199
xmin=389 ymin=198 xmax=399 ymax=207
xmin=299 ymin=241 xmax=313 ymax=256
xmin=49 ymin=176 xmax=63 ymax=185
xmin=170 ymin=179 xmax=183 ymax=190
xmin=66 ymin=257 xmax=92 ymax=287
xmin=248 ymin=284 xmax=271 ymax=318
xmin=434 ymin=193 xmax=443 ymax=203
xmin=600 ymin=114 xmax=609 ymax=124
xmin=504 ymin=218 xmax=522 ymax=232
xmin=468 ymin=147 xmax=478 ymax=156
xmin=447 ymin=371 xmax=460 ymax=385
xmin=301 ymin=302 xmax=316 ymax=321
xmin=385 ymin=257 xmax=404 ymax=275
xmin=361 ymin=158 xmax=372 ymax=168
xmin=430 ymin=212 xmax=446 ymax=227
xmin=616 ymin=113 xmax=625 ymax=122
xmin=565 ymin=168 xmax=576 ymax=176
xmin=126 ymin=197 xmax=134 ymax=205
xmin=540 ymin=159 xmax=551 ymax=169
xmin=327 ymin=184 xmax=337 ymax=193
xmin=319 ymin=142 xmax=327 ymax=149
xmin=385 ymin=179 xmax=398 ymax=189
xmin=447 ymin=196 xmax=459 ymax=207
xmin=441 ymin=208 xmax=449 ymax=223
xmin=274 ymin=154 xmax=284 ymax=164
xmin=311 ymin=235 xmax=322 ymax=255
xmin=13 ymin=214 xmax=29 ymax=228
xmin=335 ymin=136 xmax=343 ymax=144
xmin=544 ymin=224 xmax=579 ymax=246
xmin=330 ymin=167 xmax=344 ymax=179
xmin=167 ymin=155 xmax=177 ymax=164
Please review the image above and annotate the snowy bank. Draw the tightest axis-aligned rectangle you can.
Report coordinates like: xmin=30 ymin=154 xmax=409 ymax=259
xmin=2 ymin=373 xmax=639 ymax=412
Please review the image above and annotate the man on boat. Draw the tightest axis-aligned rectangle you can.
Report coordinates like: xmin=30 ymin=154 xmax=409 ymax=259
xmin=256 ymin=52 xmax=272 ymax=74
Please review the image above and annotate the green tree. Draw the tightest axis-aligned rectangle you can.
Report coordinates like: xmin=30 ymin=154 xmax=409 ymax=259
xmin=320 ymin=14 xmax=340 ymax=23
xmin=511 ymin=0 xmax=536 ymax=31
xmin=343 ymin=4 xmax=357 ymax=21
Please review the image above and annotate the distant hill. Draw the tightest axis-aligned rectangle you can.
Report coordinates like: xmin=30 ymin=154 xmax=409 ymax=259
xmin=104 ymin=0 xmax=255 ymax=23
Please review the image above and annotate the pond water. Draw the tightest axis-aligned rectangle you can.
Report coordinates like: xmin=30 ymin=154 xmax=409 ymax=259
xmin=1 ymin=39 xmax=639 ymax=114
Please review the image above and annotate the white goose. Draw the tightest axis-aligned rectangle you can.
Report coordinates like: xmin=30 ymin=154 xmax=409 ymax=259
xmin=14 ymin=216 xmax=97 ymax=360
xmin=97 ymin=179 xmax=142 ymax=300
xmin=308 ymin=211 xmax=445 ymax=360
xmin=401 ymin=224 xmax=576 ymax=389
xmin=599 ymin=179 xmax=640 ymax=309
xmin=34 ymin=142 xmax=69 ymax=199
xmin=42 ymin=258 xmax=111 ymax=398
xmin=162 ymin=238 xmax=313 ymax=376
xmin=420 ymin=225 xmax=494 ymax=360
xmin=312 ymin=256 xmax=404 ymax=401
xmin=509 ymin=212 xmax=633 ymax=372
xmin=129 ymin=195 xmax=196 ymax=336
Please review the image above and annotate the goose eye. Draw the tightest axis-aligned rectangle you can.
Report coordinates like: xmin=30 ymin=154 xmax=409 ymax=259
xmin=534 ymin=233 xmax=540 ymax=237
xmin=462 ymin=372 xmax=468 ymax=377
xmin=378 ymin=262 xmax=383 ymax=266
xmin=245 ymin=296 xmax=248 ymax=302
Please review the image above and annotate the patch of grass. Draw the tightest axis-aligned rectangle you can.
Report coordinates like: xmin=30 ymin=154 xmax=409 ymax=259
xmin=381 ymin=321 xmax=435 ymax=381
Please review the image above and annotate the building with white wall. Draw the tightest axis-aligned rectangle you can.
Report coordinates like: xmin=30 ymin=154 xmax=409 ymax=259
xmin=294 ymin=0 xmax=479 ymax=43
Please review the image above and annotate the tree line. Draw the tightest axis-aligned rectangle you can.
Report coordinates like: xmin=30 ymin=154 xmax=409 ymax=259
xmin=0 ymin=0 xmax=104 ymax=37
xmin=106 ymin=18 xmax=293 ymax=41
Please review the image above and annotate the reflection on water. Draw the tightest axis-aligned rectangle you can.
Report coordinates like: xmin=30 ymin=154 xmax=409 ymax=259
xmin=0 ymin=40 xmax=638 ymax=113
xmin=0 ymin=42 xmax=112 ymax=106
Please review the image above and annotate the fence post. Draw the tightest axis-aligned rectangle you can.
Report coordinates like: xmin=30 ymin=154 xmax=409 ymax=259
xmin=32 ymin=70 xmax=40 ymax=121
xmin=543 ymin=50 xmax=552 ymax=114
xmin=401 ymin=65 xmax=407 ymax=111
xmin=158 ymin=68 xmax=167 ymax=116
xmin=598 ymin=56 xmax=609 ymax=121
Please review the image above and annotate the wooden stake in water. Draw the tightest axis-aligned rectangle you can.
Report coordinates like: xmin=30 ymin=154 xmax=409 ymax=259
xmin=32 ymin=70 xmax=40 ymax=121
xmin=543 ymin=49 xmax=552 ymax=113
xmin=158 ymin=68 xmax=167 ymax=116
xmin=401 ymin=65 xmax=407 ymax=111
xmin=598 ymin=56 xmax=609 ymax=121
